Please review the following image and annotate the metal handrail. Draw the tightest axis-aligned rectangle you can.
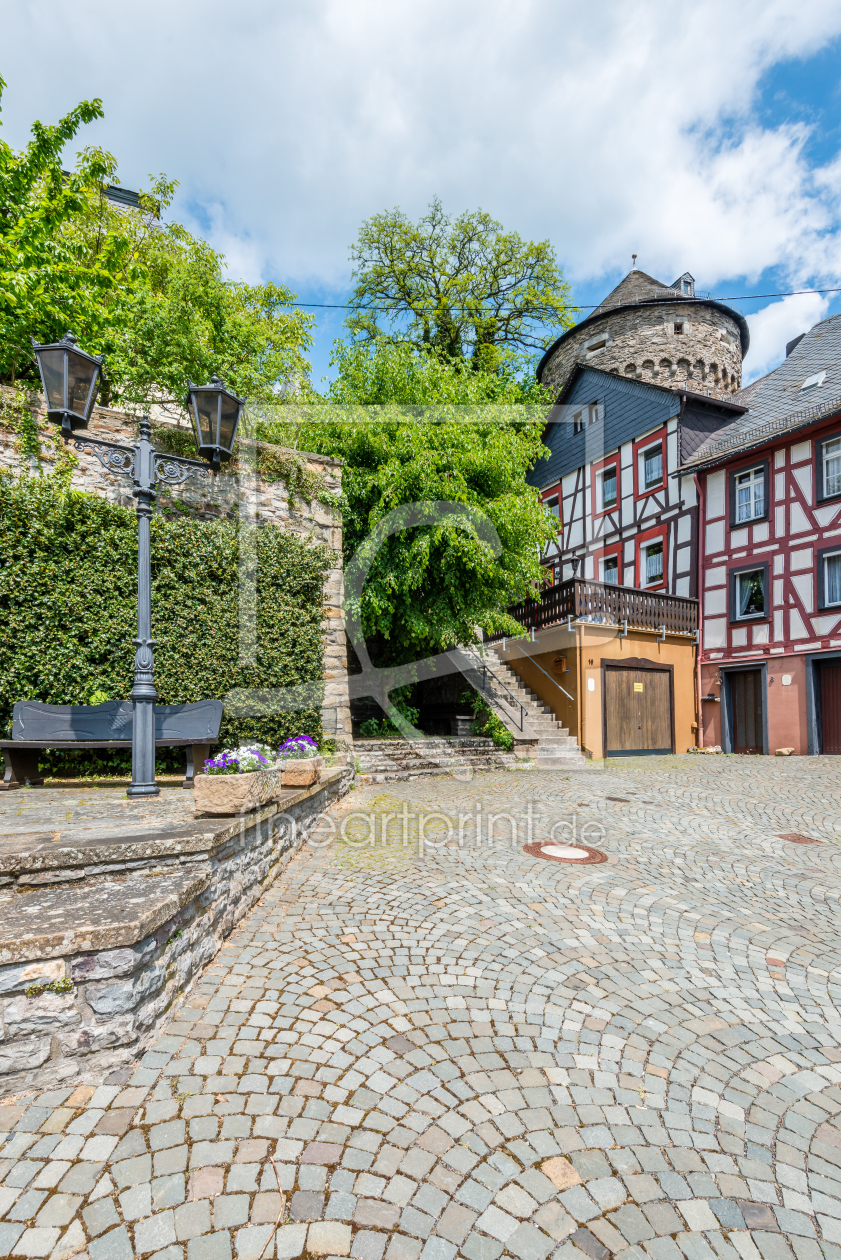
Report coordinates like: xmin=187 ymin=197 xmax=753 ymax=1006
xmin=513 ymin=650 xmax=576 ymax=706
xmin=460 ymin=649 xmax=529 ymax=732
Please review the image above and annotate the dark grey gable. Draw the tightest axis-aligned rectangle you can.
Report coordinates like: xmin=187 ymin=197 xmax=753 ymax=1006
xmin=528 ymin=367 xmax=681 ymax=489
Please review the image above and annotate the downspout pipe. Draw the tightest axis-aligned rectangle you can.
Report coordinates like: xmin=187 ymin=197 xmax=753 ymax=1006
xmin=693 ymin=468 xmax=704 ymax=749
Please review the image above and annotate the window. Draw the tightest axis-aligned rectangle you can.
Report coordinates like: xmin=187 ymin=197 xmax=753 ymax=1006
xmin=601 ymin=555 xmax=619 ymax=585
xmin=825 ymin=553 xmax=841 ymax=606
xmin=595 ymin=463 xmax=617 ymax=514
xmin=735 ymin=569 xmax=765 ymax=618
xmin=674 ymin=322 xmax=684 ymax=335
xmin=642 ymin=443 xmax=663 ymax=490
xmin=588 ymin=339 xmax=606 ymax=353
xmin=735 ymin=466 xmax=765 ymax=522
xmin=818 ymin=546 xmax=841 ymax=608
xmin=601 ymin=465 xmax=617 ymax=508
xmin=825 ymin=438 xmax=841 ymax=498
xmin=644 ymin=541 xmax=663 ymax=585
xmin=544 ymin=495 xmax=559 ymax=520
xmin=573 ymin=410 xmax=584 ymax=434
xmin=729 ymin=459 xmax=768 ymax=524
xmin=588 ymin=403 xmax=599 ymax=426
xmin=801 ymin=371 xmax=826 ymax=392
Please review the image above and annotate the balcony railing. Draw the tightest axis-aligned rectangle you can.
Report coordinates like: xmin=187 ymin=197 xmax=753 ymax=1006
xmin=488 ymin=579 xmax=699 ymax=639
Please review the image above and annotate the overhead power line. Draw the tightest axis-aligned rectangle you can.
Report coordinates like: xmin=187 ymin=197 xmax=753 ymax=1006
xmin=287 ymin=284 xmax=841 ymax=312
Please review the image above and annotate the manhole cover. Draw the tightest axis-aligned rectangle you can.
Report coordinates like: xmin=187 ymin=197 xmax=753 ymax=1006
xmin=523 ymin=842 xmax=608 ymax=864
xmin=777 ymin=833 xmax=820 ymax=845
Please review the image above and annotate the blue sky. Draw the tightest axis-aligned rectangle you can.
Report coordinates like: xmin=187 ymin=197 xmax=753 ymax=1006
xmin=3 ymin=0 xmax=841 ymax=388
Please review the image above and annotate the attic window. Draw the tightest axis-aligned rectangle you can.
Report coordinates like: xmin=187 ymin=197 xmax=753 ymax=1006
xmin=674 ymin=322 xmax=684 ymax=335
xmin=573 ymin=411 xmax=584 ymax=434
xmin=801 ymin=371 xmax=826 ymax=392
xmin=682 ymin=281 xmax=691 ymax=294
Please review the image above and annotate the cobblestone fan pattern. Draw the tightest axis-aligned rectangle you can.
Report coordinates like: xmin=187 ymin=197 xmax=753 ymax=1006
xmin=2 ymin=755 xmax=841 ymax=1260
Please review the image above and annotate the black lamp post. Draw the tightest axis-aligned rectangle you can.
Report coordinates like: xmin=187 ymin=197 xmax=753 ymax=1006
xmin=31 ymin=333 xmax=245 ymax=799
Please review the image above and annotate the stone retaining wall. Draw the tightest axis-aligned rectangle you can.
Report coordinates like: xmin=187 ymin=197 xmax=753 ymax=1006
xmin=0 ymin=770 xmax=350 ymax=1099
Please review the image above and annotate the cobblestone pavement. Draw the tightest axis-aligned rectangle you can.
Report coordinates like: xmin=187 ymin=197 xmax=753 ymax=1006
xmin=2 ymin=755 xmax=841 ymax=1260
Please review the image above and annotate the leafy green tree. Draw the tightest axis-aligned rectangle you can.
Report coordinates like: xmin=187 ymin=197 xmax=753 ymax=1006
xmin=347 ymin=196 xmax=573 ymax=370
xmin=0 ymin=75 xmax=116 ymax=382
xmin=325 ymin=337 xmax=550 ymax=406
xmin=0 ymin=78 xmax=314 ymax=406
xmin=257 ymin=339 xmax=556 ymax=662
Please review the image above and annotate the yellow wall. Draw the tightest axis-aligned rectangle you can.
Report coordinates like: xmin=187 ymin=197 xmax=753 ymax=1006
xmin=497 ymin=626 xmax=697 ymax=759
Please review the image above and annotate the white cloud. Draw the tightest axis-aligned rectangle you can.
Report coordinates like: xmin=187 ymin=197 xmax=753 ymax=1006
xmin=2 ymin=0 xmax=841 ymax=307
xmin=743 ymin=291 xmax=830 ymax=380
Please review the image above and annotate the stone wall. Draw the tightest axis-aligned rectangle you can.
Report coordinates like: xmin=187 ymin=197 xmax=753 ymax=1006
xmin=541 ymin=301 xmax=744 ymax=401
xmin=0 ymin=387 xmax=352 ymax=744
xmin=0 ymin=769 xmax=350 ymax=1098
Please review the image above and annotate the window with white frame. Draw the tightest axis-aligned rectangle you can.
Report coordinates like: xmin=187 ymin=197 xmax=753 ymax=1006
xmin=735 ymin=569 xmax=765 ymax=618
xmin=824 ymin=437 xmax=841 ymax=498
xmin=643 ymin=540 xmax=663 ymax=585
xmin=825 ymin=551 xmax=841 ymax=605
xmin=601 ymin=554 xmax=619 ymax=585
xmin=596 ymin=464 xmax=617 ymax=511
xmin=735 ymin=466 xmax=765 ymax=522
xmin=640 ymin=442 xmax=663 ymax=490
xmin=573 ymin=410 xmax=584 ymax=434
xmin=544 ymin=495 xmax=559 ymax=520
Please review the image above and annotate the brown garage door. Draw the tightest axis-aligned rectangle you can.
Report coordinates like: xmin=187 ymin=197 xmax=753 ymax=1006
xmin=605 ymin=667 xmax=673 ymax=756
xmin=821 ymin=663 xmax=841 ymax=755
xmin=729 ymin=670 xmax=764 ymax=755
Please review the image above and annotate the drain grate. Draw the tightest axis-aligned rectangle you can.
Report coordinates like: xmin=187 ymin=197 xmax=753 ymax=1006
xmin=523 ymin=842 xmax=608 ymax=865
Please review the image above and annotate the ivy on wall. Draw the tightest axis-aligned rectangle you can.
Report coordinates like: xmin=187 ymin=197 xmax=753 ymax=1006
xmin=0 ymin=475 xmax=331 ymax=775
xmin=151 ymin=423 xmax=336 ymax=507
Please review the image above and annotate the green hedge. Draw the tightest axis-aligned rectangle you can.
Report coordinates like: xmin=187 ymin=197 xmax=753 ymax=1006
xmin=0 ymin=474 xmax=331 ymax=776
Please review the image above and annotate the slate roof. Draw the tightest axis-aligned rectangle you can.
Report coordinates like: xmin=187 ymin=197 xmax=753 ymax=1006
xmin=681 ymin=311 xmax=841 ymax=470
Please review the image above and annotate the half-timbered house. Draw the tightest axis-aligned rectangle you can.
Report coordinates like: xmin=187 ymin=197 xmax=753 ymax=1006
xmin=682 ymin=312 xmax=841 ymax=756
xmin=533 ymin=364 xmax=743 ymax=597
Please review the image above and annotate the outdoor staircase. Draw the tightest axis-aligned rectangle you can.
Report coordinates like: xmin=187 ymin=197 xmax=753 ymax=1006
xmin=450 ymin=645 xmax=586 ymax=769
xmin=353 ymin=736 xmax=518 ymax=783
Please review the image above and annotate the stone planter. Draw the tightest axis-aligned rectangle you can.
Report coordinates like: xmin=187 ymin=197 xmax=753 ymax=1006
xmin=281 ymin=756 xmax=323 ymax=788
xmin=194 ymin=767 xmax=282 ymax=816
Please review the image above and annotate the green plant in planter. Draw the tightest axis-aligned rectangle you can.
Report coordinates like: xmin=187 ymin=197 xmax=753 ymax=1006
xmin=203 ymin=744 xmax=274 ymax=775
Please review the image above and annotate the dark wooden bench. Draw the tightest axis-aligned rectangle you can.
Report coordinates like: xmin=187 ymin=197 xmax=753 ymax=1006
xmin=0 ymin=699 xmax=223 ymax=790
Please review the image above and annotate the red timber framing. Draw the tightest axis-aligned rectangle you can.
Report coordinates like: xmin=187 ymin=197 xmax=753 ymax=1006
xmin=539 ymin=414 xmax=698 ymax=601
xmin=697 ymin=411 xmax=841 ymax=755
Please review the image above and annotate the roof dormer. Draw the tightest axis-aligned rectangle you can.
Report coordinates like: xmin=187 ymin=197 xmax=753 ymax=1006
xmin=672 ymin=272 xmax=695 ymax=298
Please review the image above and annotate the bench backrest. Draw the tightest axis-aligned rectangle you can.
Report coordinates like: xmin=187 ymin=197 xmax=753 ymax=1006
xmin=11 ymin=700 xmax=223 ymax=742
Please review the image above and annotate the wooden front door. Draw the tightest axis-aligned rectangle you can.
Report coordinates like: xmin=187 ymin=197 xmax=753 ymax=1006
xmin=605 ymin=667 xmax=673 ymax=755
xmin=729 ymin=670 xmax=763 ymax=754
xmin=821 ymin=664 xmax=841 ymax=754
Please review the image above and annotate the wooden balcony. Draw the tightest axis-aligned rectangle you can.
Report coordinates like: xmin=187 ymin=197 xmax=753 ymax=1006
xmin=491 ymin=579 xmax=699 ymax=638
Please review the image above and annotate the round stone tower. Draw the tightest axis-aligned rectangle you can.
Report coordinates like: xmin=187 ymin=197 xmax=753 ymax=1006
xmin=537 ymin=268 xmax=749 ymax=401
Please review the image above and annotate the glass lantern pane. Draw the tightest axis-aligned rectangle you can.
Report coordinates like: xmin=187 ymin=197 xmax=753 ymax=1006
xmin=218 ymin=394 xmax=240 ymax=452
xmin=38 ymin=349 xmax=66 ymax=411
xmin=67 ymin=353 xmax=98 ymax=417
xmin=192 ymin=393 xmax=217 ymax=447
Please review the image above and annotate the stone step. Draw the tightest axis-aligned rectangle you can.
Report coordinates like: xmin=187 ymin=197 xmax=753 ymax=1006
xmin=533 ymin=751 xmax=587 ymax=769
xmin=355 ymin=756 xmax=516 ymax=773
